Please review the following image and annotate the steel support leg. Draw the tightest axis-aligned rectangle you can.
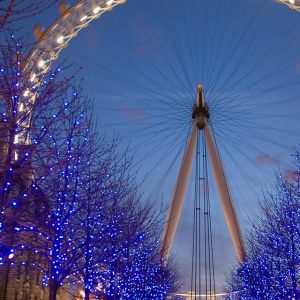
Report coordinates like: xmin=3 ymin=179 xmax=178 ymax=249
xmin=204 ymin=123 xmax=245 ymax=262
xmin=161 ymin=125 xmax=198 ymax=260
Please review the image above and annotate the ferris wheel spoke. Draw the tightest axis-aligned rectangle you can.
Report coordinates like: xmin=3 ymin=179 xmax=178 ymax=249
xmin=211 ymin=135 xmax=264 ymax=200
xmin=207 ymin=2 xmax=269 ymax=95
xmin=99 ymin=47 xmax=193 ymax=103
xmin=82 ymin=63 xmax=178 ymax=105
xmin=159 ymin=2 xmax=196 ymax=94
xmin=143 ymin=135 xmax=188 ymax=201
xmin=212 ymin=124 xmax=289 ymax=166
xmin=205 ymin=1 xmax=238 ymax=93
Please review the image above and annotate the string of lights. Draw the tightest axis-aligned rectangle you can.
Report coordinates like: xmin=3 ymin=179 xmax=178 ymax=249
xmin=277 ymin=0 xmax=300 ymax=12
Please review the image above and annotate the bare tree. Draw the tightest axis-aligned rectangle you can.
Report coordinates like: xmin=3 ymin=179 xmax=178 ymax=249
xmin=0 ymin=0 xmax=59 ymax=30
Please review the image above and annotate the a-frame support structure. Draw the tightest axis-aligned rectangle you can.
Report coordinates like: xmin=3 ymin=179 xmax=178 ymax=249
xmin=161 ymin=84 xmax=245 ymax=263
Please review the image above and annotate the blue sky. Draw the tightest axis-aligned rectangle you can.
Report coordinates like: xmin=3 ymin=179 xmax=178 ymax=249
xmin=23 ymin=0 xmax=300 ymax=293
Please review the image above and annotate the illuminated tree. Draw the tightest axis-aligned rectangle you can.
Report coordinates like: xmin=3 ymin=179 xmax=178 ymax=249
xmin=74 ymin=146 xmax=180 ymax=300
xmin=86 ymin=185 xmax=180 ymax=300
xmin=0 ymin=35 xmax=73 ymax=299
xmin=225 ymin=151 xmax=300 ymax=299
xmin=0 ymin=30 xmax=180 ymax=300
xmin=29 ymin=87 xmax=97 ymax=299
xmin=113 ymin=225 xmax=179 ymax=300
xmin=74 ymin=138 xmax=133 ymax=299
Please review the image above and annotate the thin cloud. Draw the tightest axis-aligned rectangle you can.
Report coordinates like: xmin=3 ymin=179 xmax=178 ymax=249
xmin=255 ymin=153 xmax=280 ymax=166
xmin=121 ymin=107 xmax=143 ymax=120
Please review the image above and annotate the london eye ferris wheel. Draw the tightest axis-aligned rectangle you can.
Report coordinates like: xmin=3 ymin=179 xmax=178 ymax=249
xmin=20 ymin=0 xmax=300 ymax=296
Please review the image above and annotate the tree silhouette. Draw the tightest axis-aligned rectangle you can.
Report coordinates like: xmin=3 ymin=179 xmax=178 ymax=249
xmin=0 ymin=0 xmax=59 ymax=30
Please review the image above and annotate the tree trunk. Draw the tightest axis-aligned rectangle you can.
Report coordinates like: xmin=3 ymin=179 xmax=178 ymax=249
xmin=48 ymin=279 xmax=59 ymax=300
xmin=84 ymin=288 xmax=90 ymax=300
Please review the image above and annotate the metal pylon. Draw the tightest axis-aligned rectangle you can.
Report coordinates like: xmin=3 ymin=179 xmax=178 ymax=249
xmin=161 ymin=84 xmax=245 ymax=263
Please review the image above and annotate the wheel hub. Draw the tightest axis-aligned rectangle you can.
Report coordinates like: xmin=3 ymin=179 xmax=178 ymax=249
xmin=192 ymin=84 xmax=209 ymax=130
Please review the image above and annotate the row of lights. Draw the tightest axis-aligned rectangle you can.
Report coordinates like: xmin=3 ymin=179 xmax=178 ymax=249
xmin=33 ymin=0 xmax=116 ymax=78
xmin=283 ymin=0 xmax=300 ymax=6
xmin=57 ymin=0 xmax=115 ymax=45
xmin=30 ymin=0 xmax=299 ymax=81
xmin=278 ymin=0 xmax=300 ymax=12
xmin=26 ymin=0 xmax=298 ymax=104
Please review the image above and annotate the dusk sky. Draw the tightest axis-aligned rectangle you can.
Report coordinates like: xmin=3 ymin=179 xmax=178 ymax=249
xmin=24 ymin=0 xmax=300 ymax=294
